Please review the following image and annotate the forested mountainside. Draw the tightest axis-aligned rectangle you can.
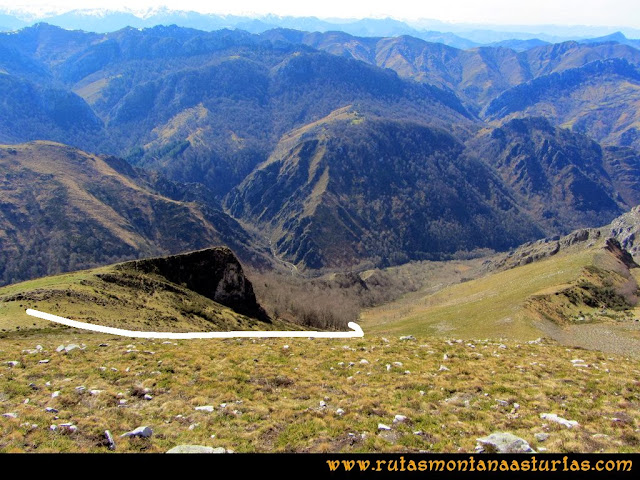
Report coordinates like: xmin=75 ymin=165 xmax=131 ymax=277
xmin=2 ymin=24 xmax=640 ymax=275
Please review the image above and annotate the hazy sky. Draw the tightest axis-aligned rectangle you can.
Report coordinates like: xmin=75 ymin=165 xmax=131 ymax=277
xmin=4 ymin=0 xmax=640 ymax=28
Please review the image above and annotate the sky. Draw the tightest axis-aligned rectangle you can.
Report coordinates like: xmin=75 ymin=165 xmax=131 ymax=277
xmin=3 ymin=0 xmax=640 ymax=28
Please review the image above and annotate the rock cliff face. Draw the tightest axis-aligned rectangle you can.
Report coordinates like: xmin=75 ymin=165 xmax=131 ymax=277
xmin=118 ymin=247 xmax=269 ymax=322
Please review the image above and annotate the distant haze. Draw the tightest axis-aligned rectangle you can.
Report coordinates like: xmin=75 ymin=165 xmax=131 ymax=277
xmin=3 ymin=0 xmax=640 ymax=29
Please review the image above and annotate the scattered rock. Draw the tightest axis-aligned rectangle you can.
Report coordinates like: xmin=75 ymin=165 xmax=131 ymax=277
xmin=90 ymin=390 xmax=102 ymax=396
xmin=2 ymin=413 xmax=18 ymax=419
xmin=535 ymin=433 xmax=550 ymax=442
xmin=58 ymin=344 xmax=82 ymax=353
xmin=319 ymin=401 xmax=327 ymax=408
xmin=399 ymin=335 xmax=416 ymax=341
xmin=393 ymin=415 xmax=408 ymax=424
xmin=45 ymin=407 xmax=58 ymax=414
xmin=120 ymin=426 xmax=153 ymax=438
xmin=51 ymin=391 xmax=60 ymax=398
xmin=359 ymin=359 xmax=369 ymax=365
xmin=105 ymin=430 xmax=116 ymax=450
xmin=166 ymin=445 xmax=227 ymax=453
xmin=6 ymin=361 xmax=19 ymax=367
xmin=335 ymin=408 xmax=345 ymax=416
xmin=378 ymin=423 xmax=391 ymax=431
xmin=59 ymin=423 xmax=78 ymax=433
xmin=540 ymin=413 xmax=579 ymax=428
xmin=439 ymin=365 xmax=450 ymax=372
xmin=476 ymin=432 xmax=535 ymax=453
xmin=143 ymin=394 xmax=153 ymax=401
xmin=39 ymin=359 xmax=50 ymax=364
xmin=195 ymin=406 xmax=214 ymax=412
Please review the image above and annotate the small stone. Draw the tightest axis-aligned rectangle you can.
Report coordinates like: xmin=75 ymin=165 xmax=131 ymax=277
xmin=378 ymin=423 xmax=391 ymax=431
xmin=121 ymin=426 xmax=152 ymax=438
xmin=166 ymin=445 xmax=225 ymax=453
xmin=439 ymin=365 xmax=450 ymax=371
xmin=51 ymin=391 xmax=60 ymax=398
xmin=2 ymin=413 xmax=18 ymax=419
xmin=392 ymin=362 xmax=403 ymax=367
xmin=105 ymin=430 xmax=116 ymax=450
xmin=386 ymin=364 xmax=391 ymax=371
xmin=45 ymin=407 xmax=58 ymax=413
xmin=64 ymin=344 xmax=81 ymax=353
xmin=188 ymin=423 xmax=199 ymax=431
xmin=540 ymin=413 xmax=579 ymax=428
xmin=319 ymin=401 xmax=327 ymax=408
xmin=60 ymin=423 xmax=78 ymax=433
xmin=359 ymin=359 xmax=369 ymax=365
xmin=195 ymin=406 xmax=214 ymax=412
xmin=399 ymin=335 xmax=416 ymax=341
xmin=535 ymin=433 xmax=550 ymax=442
xmin=393 ymin=415 xmax=408 ymax=424
xmin=75 ymin=386 xmax=86 ymax=393
xmin=39 ymin=359 xmax=50 ymax=364
xmin=419 ymin=391 xmax=425 ymax=396
xmin=477 ymin=432 xmax=535 ymax=453
xmin=90 ymin=390 xmax=102 ymax=396
xmin=7 ymin=361 xmax=20 ymax=367
xmin=50 ymin=424 xmax=58 ymax=431
xmin=56 ymin=345 xmax=65 ymax=352
xmin=335 ymin=408 xmax=345 ymax=416
xmin=143 ymin=394 xmax=153 ymax=401
xmin=283 ymin=345 xmax=289 ymax=350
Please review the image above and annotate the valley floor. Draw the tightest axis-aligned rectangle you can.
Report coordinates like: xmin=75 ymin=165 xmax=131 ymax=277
xmin=1 ymin=329 xmax=639 ymax=453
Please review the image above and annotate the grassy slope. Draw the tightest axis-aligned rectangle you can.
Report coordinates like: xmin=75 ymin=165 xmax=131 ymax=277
xmin=0 ymin=331 xmax=638 ymax=453
xmin=361 ymin=246 xmax=597 ymax=340
xmin=0 ymin=264 xmax=296 ymax=334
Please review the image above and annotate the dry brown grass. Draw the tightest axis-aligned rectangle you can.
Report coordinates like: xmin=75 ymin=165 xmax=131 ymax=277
xmin=1 ymin=329 xmax=638 ymax=453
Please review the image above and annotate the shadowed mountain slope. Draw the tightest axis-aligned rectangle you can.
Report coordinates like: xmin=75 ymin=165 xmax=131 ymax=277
xmin=226 ymin=109 xmax=542 ymax=270
xmin=0 ymin=141 xmax=265 ymax=286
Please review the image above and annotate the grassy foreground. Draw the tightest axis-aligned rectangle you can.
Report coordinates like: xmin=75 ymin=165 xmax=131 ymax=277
xmin=1 ymin=329 xmax=639 ymax=453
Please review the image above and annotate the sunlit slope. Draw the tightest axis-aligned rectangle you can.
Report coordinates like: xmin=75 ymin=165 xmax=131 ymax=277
xmin=360 ymin=245 xmax=602 ymax=340
xmin=0 ymin=248 xmax=296 ymax=334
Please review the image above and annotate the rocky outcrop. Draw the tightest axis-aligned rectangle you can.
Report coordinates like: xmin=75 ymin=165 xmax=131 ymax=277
xmin=487 ymin=228 xmax=602 ymax=272
xmin=609 ymin=205 xmax=640 ymax=260
xmin=118 ymin=247 xmax=269 ymax=322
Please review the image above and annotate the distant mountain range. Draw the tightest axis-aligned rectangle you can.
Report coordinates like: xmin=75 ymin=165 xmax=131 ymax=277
xmin=1 ymin=7 xmax=640 ymax=48
xmin=2 ymin=23 xmax=640 ymax=278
